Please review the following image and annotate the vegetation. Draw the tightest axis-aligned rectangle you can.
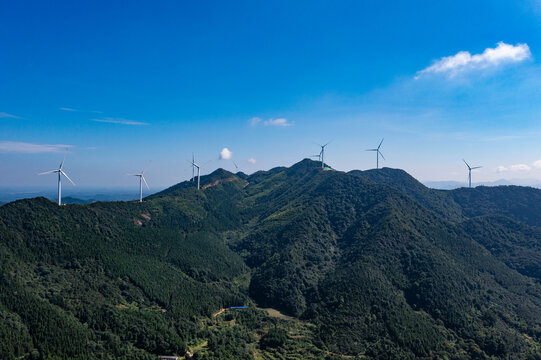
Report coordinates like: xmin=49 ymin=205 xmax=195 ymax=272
xmin=1 ymin=159 xmax=541 ymax=358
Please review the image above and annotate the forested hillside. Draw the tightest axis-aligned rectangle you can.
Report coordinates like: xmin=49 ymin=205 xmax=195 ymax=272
xmin=1 ymin=159 xmax=541 ymax=359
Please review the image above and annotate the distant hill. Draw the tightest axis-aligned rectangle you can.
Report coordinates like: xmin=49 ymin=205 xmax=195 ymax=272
xmin=1 ymin=159 xmax=541 ymax=359
xmin=424 ymin=178 xmax=541 ymax=190
xmin=60 ymin=196 xmax=91 ymax=204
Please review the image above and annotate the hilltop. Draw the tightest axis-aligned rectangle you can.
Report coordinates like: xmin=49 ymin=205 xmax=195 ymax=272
xmin=1 ymin=159 xmax=541 ymax=359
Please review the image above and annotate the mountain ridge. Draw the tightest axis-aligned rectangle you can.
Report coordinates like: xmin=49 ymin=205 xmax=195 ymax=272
xmin=1 ymin=159 xmax=541 ymax=359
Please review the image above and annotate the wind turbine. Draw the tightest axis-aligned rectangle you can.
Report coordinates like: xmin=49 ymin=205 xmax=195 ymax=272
xmin=38 ymin=151 xmax=76 ymax=205
xmin=127 ymin=163 xmax=150 ymax=202
xmin=463 ymin=159 xmax=482 ymax=188
xmin=188 ymin=156 xmax=211 ymax=190
xmin=317 ymin=142 xmax=330 ymax=169
xmin=189 ymin=157 xmax=202 ymax=189
xmin=366 ymin=138 xmax=385 ymax=169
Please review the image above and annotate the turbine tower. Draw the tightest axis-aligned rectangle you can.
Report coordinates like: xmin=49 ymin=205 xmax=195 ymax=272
xmin=366 ymin=138 xmax=385 ymax=169
xmin=191 ymin=153 xmax=195 ymax=181
xmin=463 ymin=159 xmax=482 ymax=188
xmin=38 ymin=152 xmax=76 ymax=205
xmin=317 ymin=142 xmax=330 ymax=169
xmin=127 ymin=163 xmax=150 ymax=202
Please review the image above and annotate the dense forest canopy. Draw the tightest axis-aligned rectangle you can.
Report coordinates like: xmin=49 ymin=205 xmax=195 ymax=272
xmin=1 ymin=159 xmax=541 ymax=359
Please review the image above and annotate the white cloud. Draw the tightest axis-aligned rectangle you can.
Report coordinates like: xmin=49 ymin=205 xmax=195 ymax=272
xmin=0 ymin=112 xmax=21 ymax=119
xmin=496 ymin=165 xmax=508 ymax=173
xmin=533 ymin=160 xmax=541 ymax=168
xmin=60 ymin=107 xmax=77 ymax=111
xmin=416 ymin=42 xmax=531 ymax=78
xmin=511 ymin=164 xmax=532 ymax=171
xmin=92 ymin=117 xmax=149 ymax=126
xmin=264 ymin=118 xmax=292 ymax=127
xmin=248 ymin=157 xmax=256 ymax=164
xmin=219 ymin=147 xmax=233 ymax=160
xmin=0 ymin=141 xmax=72 ymax=153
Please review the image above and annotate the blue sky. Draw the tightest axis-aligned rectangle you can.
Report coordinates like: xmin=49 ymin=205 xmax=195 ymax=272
xmin=2 ymin=0 xmax=541 ymax=190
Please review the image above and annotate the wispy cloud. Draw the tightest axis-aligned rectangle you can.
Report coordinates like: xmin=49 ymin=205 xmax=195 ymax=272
xmin=60 ymin=107 xmax=78 ymax=112
xmin=416 ymin=42 xmax=531 ymax=79
xmin=219 ymin=147 xmax=233 ymax=160
xmin=250 ymin=117 xmax=262 ymax=126
xmin=0 ymin=141 xmax=72 ymax=153
xmin=250 ymin=117 xmax=293 ymax=127
xmin=511 ymin=164 xmax=532 ymax=171
xmin=0 ymin=112 xmax=21 ymax=119
xmin=533 ymin=160 xmax=541 ymax=169
xmin=92 ymin=117 xmax=149 ymax=126
xmin=264 ymin=118 xmax=292 ymax=127
xmin=496 ymin=163 xmax=532 ymax=172
xmin=248 ymin=157 xmax=256 ymax=164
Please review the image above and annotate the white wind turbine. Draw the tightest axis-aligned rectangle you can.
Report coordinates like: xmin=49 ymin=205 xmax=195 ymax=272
xmin=188 ymin=155 xmax=211 ymax=190
xmin=463 ymin=159 xmax=482 ymax=188
xmin=317 ymin=142 xmax=330 ymax=169
xmin=38 ymin=151 xmax=76 ymax=205
xmin=127 ymin=162 xmax=150 ymax=202
xmin=366 ymin=138 xmax=385 ymax=169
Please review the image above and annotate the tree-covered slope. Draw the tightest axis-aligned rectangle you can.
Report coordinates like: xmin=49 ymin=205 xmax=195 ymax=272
xmin=0 ymin=178 xmax=249 ymax=359
xmin=450 ymin=185 xmax=541 ymax=227
xmin=463 ymin=215 xmax=541 ymax=280
xmin=350 ymin=168 xmax=464 ymax=222
xmin=236 ymin=161 xmax=541 ymax=358
xmin=2 ymin=159 xmax=541 ymax=359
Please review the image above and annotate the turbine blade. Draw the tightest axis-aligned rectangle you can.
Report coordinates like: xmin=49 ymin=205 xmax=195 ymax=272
xmin=378 ymin=150 xmax=386 ymax=160
xmin=471 ymin=166 xmax=482 ymax=170
xmin=125 ymin=173 xmax=138 ymax=176
xmin=378 ymin=138 xmax=384 ymax=149
xmin=37 ymin=170 xmax=58 ymax=175
xmin=233 ymin=161 xmax=238 ymax=169
xmin=60 ymin=170 xmax=76 ymax=186
xmin=142 ymin=175 xmax=150 ymax=190
xmin=142 ymin=160 xmax=151 ymax=174
xmin=59 ymin=151 xmax=67 ymax=169
xmin=365 ymin=149 xmax=377 ymax=151
xmin=462 ymin=159 xmax=470 ymax=169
